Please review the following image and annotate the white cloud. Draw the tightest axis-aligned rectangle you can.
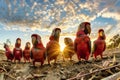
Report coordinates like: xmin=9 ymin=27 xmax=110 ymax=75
xmin=79 ymin=0 xmax=99 ymax=12
xmin=105 ymin=25 xmax=112 ymax=32
xmin=31 ymin=26 xmax=37 ymax=31
xmin=23 ymin=34 xmax=29 ymax=37
xmin=1 ymin=0 xmax=120 ymax=39
xmin=55 ymin=0 xmax=65 ymax=5
xmin=102 ymin=12 xmax=120 ymax=21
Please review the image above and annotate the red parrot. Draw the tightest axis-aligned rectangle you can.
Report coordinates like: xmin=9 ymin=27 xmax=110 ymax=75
xmin=31 ymin=34 xmax=46 ymax=66
xmin=13 ymin=38 xmax=22 ymax=62
xmin=62 ymin=37 xmax=75 ymax=61
xmin=92 ymin=29 xmax=106 ymax=59
xmin=4 ymin=43 xmax=13 ymax=61
xmin=46 ymin=28 xmax=61 ymax=65
xmin=74 ymin=22 xmax=91 ymax=61
xmin=23 ymin=42 xmax=31 ymax=63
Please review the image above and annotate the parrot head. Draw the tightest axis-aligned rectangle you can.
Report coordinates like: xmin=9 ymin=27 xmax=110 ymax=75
xmin=78 ymin=22 xmax=91 ymax=35
xmin=15 ymin=38 xmax=21 ymax=48
xmin=25 ymin=42 xmax=31 ymax=49
xmin=98 ymin=29 xmax=106 ymax=40
xmin=31 ymin=34 xmax=42 ymax=48
xmin=64 ymin=37 xmax=73 ymax=46
xmin=51 ymin=28 xmax=61 ymax=42
xmin=4 ymin=43 xmax=9 ymax=49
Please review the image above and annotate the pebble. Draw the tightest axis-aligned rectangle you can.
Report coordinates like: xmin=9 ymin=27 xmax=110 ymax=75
xmin=61 ymin=75 xmax=66 ymax=80
xmin=60 ymin=71 xmax=64 ymax=74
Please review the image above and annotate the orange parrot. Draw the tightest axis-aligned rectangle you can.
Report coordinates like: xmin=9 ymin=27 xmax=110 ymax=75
xmin=62 ymin=37 xmax=75 ymax=61
xmin=46 ymin=28 xmax=61 ymax=65
xmin=74 ymin=22 xmax=91 ymax=61
xmin=23 ymin=42 xmax=31 ymax=63
xmin=31 ymin=34 xmax=46 ymax=66
xmin=92 ymin=29 xmax=106 ymax=59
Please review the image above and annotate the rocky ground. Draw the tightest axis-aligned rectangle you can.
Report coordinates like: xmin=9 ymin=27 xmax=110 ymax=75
xmin=0 ymin=49 xmax=120 ymax=80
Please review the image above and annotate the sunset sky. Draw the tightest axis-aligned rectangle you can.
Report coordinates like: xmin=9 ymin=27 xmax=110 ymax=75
xmin=0 ymin=0 xmax=120 ymax=50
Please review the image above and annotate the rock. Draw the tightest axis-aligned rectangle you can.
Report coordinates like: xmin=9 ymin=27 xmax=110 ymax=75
xmin=33 ymin=74 xmax=46 ymax=78
xmin=61 ymin=75 xmax=66 ymax=80
xmin=66 ymin=71 xmax=71 ymax=75
xmin=25 ymin=74 xmax=33 ymax=80
xmin=39 ymin=74 xmax=47 ymax=77
xmin=56 ymin=73 xmax=60 ymax=76
xmin=60 ymin=71 xmax=64 ymax=74
xmin=16 ymin=76 xmax=25 ymax=80
xmin=61 ymin=68 xmax=64 ymax=71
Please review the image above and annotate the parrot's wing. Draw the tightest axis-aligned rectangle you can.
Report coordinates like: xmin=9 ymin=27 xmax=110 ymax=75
xmin=103 ymin=41 xmax=106 ymax=51
xmin=30 ymin=50 xmax=33 ymax=59
xmin=88 ymin=40 xmax=91 ymax=53
xmin=92 ymin=41 xmax=97 ymax=54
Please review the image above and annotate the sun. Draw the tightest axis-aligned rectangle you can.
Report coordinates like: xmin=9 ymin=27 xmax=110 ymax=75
xmin=60 ymin=43 xmax=65 ymax=52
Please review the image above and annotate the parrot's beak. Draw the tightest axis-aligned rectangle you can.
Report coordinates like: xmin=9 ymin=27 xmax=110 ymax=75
xmin=99 ymin=31 xmax=104 ymax=37
xmin=27 ymin=43 xmax=30 ymax=48
xmin=84 ymin=24 xmax=91 ymax=35
xmin=99 ymin=31 xmax=106 ymax=40
xmin=32 ymin=37 xmax=36 ymax=45
xmin=17 ymin=40 xmax=21 ymax=44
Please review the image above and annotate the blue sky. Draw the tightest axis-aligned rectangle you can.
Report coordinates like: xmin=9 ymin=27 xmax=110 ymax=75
xmin=0 ymin=0 xmax=120 ymax=50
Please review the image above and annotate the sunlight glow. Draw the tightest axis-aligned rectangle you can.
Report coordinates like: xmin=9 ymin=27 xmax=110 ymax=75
xmin=60 ymin=43 xmax=65 ymax=52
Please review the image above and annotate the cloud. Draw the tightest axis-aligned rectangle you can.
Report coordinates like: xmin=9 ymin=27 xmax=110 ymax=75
xmin=101 ymin=12 xmax=120 ymax=21
xmin=23 ymin=33 xmax=29 ymax=37
xmin=55 ymin=0 xmax=65 ymax=5
xmin=0 ymin=0 xmax=120 ymax=40
xmin=79 ymin=0 xmax=99 ymax=12
xmin=104 ymin=25 xmax=113 ymax=34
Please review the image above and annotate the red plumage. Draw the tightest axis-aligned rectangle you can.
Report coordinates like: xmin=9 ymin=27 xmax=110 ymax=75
xmin=4 ymin=44 xmax=13 ymax=61
xmin=74 ymin=22 xmax=91 ymax=61
xmin=31 ymin=34 xmax=46 ymax=66
xmin=74 ymin=30 xmax=91 ymax=61
xmin=13 ymin=38 xmax=22 ymax=62
xmin=92 ymin=29 xmax=106 ymax=59
xmin=23 ymin=42 xmax=31 ymax=63
xmin=13 ymin=48 xmax=22 ymax=62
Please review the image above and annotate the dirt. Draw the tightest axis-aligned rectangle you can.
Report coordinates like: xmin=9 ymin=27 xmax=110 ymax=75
xmin=0 ymin=49 xmax=120 ymax=80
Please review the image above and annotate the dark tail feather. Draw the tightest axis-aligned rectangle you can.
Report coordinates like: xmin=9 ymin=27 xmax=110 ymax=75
xmin=44 ymin=51 xmax=47 ymax=60
xmin=30 ymin=51 xmax=33 ymax=59
xmin=10 ymin=53 xmax=14 ymax=60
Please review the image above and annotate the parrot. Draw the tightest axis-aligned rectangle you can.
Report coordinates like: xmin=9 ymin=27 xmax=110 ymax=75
xmin=92 ymin=29 xmax=106 ymax=59
xmin=23 ymin=42 xmax=31 ymax=63
xmin=31 ymin=34 xmax=46 ymax=66
xmin=4 ymin=43 xmax=13 ymax=61
xmin=62 ymin=37 xmax=75 ymax=61
xmin=74 ymin=22 xmax=91 ymax=61
xmin=46 ymin=28 xmax=61 ymax=65
xmin=13 ymin=38 xmax=22 ymax=63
